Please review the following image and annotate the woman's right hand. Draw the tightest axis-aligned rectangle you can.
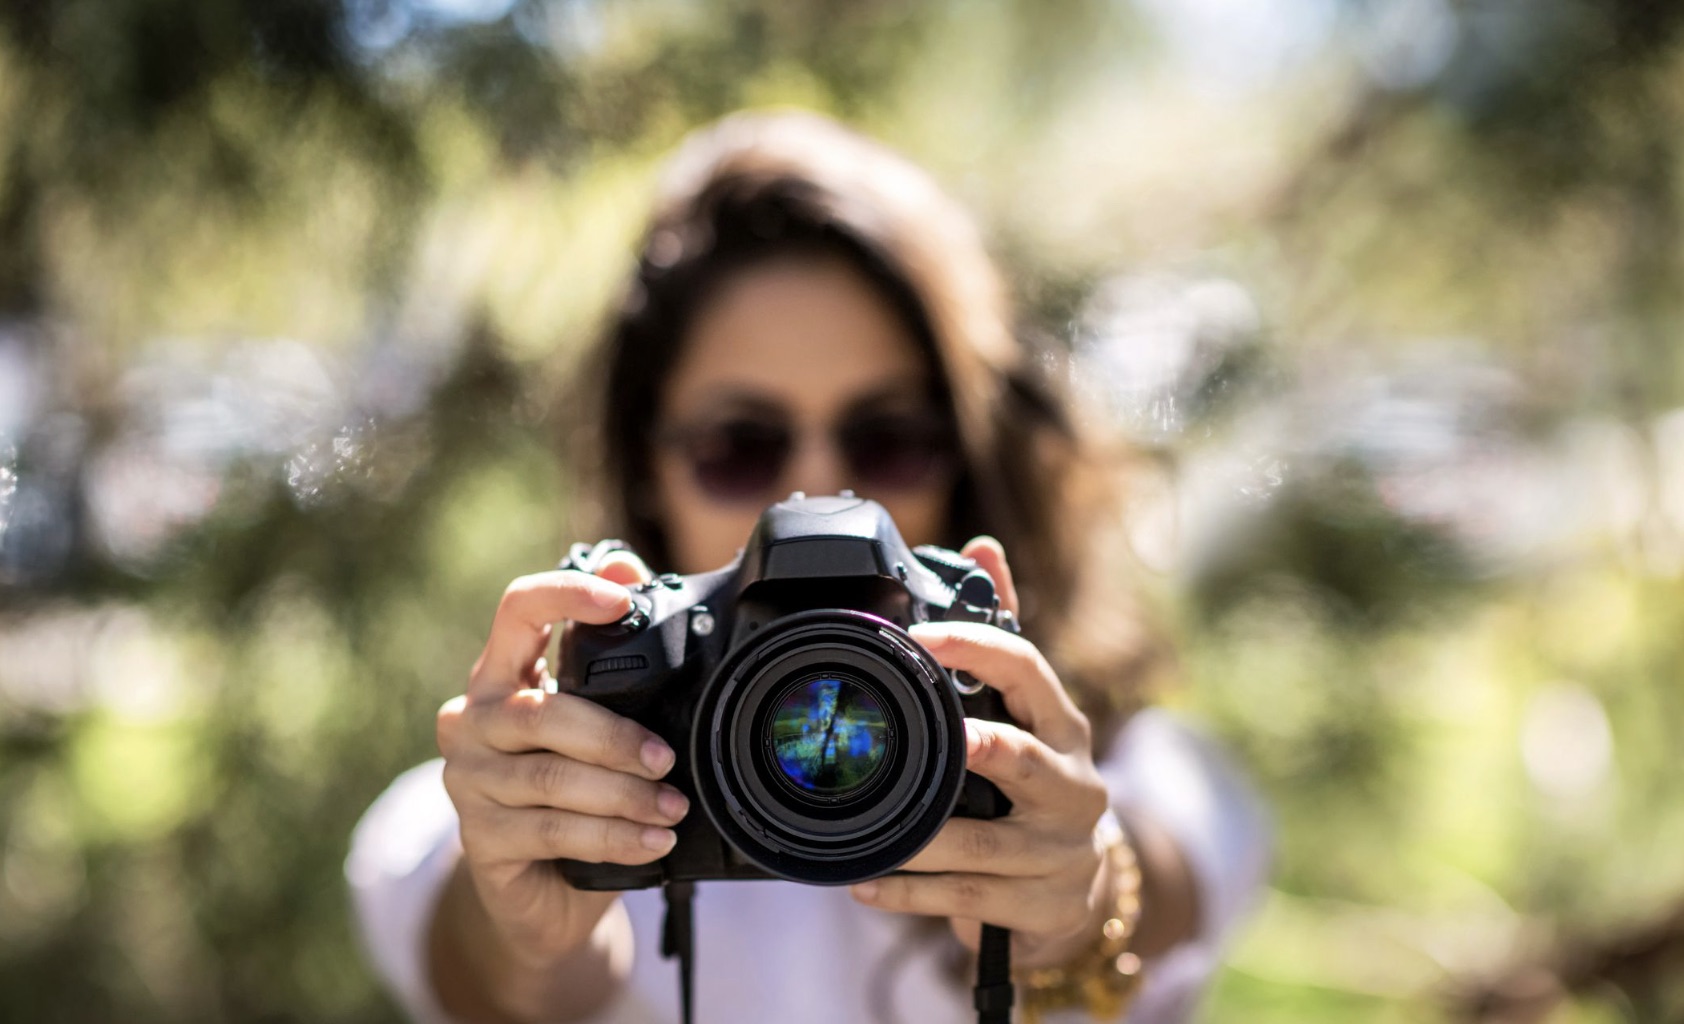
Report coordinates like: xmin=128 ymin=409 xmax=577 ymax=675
xmin=432 ymin=554 xmax=690 ymax=1020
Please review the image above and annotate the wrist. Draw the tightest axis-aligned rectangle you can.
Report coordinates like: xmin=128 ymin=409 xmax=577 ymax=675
xmin=1015 ymin=810 xmax=1146 ymax=1021
xmin=431 ymin=859 xmax=524 ymax=1023
xmin=431 ymin=860 xmax=626 ymax=1024
xmin=1013 ymin=817 xmax=1126 ymax=970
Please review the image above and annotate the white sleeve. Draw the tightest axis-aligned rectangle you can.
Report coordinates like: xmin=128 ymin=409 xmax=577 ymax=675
xmin=346 ymin=713 xmax=1270 ymax=1024
xmin=344 ymin=759 xmax=463 ymax=1024
xmin=1097 ymin=707 xmax=1273 ymax=1022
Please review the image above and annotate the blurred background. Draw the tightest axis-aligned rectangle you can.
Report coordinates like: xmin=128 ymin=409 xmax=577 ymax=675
xmin=2 ymin=0 xmax=1683 ymax=1021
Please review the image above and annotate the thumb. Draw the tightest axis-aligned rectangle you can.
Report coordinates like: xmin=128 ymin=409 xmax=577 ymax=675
xmin=593 ymin=549 xmax=655 ymax=588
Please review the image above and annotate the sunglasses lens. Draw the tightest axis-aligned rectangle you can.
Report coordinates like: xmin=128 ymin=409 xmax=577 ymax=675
xmin=840 ymin=413 xmax=954 ymax=491
xmin=687 ymin=419 xmax=791 ymax=500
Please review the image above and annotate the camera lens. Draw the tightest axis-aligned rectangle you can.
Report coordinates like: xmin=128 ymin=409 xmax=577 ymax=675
xmin=691 ymin=609 xmax=966 ymax=885
xmin=768 ymin=674 xmax=889 ymax=798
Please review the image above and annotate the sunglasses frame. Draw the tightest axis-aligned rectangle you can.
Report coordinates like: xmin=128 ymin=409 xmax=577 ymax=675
xmin=654 ymin=406 xmax=958 ymax=503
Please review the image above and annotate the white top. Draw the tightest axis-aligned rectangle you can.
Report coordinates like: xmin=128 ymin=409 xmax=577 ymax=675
xmin=345 ymin=708 xmax=1270 ymax=1023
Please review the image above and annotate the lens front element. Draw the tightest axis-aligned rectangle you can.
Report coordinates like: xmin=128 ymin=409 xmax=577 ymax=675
xmin=769 ymin=674 xmax=889 ymax=798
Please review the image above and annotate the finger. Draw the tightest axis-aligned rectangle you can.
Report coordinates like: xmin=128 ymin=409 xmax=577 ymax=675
xmin=851 ymin=872 xmax=1076 ymax=935
xmin=960 ymin=718 xmax=1105 ymax=822
xmin=462 ymin=804 xmax=678 ymax=866
xmin=457 ymin=751 xmax=690 ymax=827
xmin=959 ymin=536 xmax=1019 ymax=617
xmin=898 ymin=817 xmax=1055 ymax=876
xmin=437 ymin=694 xmax=469 ymax=758
xmin=524 ymin=647 xmax=552 ymax=690
xmin=471 ymin=571 xmax=634 ymax=700
xmin=907 ymin=621 xmax=1088 ymax=751
xmin=595 ymin=550 xmax=654 ymax=588
xmin=471 ymin=689 xmax=677 ymax=782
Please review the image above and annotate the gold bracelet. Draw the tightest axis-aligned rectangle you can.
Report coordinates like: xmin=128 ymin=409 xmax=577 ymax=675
xmin=1017 ymin=810 xmax=1146 ymax=1022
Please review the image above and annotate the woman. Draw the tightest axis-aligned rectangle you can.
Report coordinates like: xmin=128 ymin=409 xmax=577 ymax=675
xmin=347 ymin=110 xmax=1269 ymax=1023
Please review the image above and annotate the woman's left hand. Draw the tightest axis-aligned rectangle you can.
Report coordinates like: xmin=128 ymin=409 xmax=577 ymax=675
xmin=848 ymin=537 xmax=1116 ymax=969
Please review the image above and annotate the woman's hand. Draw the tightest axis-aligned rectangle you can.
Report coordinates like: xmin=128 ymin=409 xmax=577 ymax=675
xmin=431 ymin=553 xmax=691 ymax=1020
xmin=847 ymin=537 xmax=1118 ymax=970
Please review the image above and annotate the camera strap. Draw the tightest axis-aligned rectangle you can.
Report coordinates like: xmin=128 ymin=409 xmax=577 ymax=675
xmin=660 ymin=882 xmax=698 ymax=1024
xmin=975 ymin=605 xmax=1017 ymax=1022
xmin=975 ymin=924 xmax=1014 ymax=1024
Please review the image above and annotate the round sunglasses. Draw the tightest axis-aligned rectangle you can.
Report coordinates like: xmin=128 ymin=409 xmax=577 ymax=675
xmin=656 ymin=408 xmax=957 ymax=502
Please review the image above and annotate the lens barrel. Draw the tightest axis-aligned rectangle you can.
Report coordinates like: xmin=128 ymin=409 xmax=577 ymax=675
xmin=690 ymin=609 xmax=966 ymax=885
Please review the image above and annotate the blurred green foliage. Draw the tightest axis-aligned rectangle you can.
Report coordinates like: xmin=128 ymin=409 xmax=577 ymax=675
xmin=3 ymin=1 xmax=1684 ymax=1022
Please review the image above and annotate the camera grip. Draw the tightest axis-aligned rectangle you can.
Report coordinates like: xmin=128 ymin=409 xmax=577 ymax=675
xmin=958 ymin=772 xmax=1012 ymax=821
xmin=955 ymin=685 xmax=1015 ymax=822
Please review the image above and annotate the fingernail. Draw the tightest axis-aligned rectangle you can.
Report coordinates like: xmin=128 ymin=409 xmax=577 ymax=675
xmin=641 ymin=827 xmax=677 ymax=852
xmin=592 ymin=583 xmax=630 ymax=610
xmin=851 ymin=881 xmax=879 ymax=901
xmin=641 ymin=739 xmax=676 ymax=776
xmin=964 ymin=719 xmax=981 ymax=753
xmin=657 ymin=787 xmax=689 ymax=822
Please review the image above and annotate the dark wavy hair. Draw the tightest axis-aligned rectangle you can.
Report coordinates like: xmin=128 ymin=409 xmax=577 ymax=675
xmin=562 ymin=110 xmax=1160 ymax=747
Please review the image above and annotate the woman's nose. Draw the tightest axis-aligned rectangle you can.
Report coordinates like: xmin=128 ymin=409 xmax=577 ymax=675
xmin=782 ymin=428 xmax=850 ymax=498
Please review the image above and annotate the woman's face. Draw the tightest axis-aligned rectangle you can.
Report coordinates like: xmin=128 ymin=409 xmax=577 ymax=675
xmin=651 ymin=256 xmax=954 ymax=574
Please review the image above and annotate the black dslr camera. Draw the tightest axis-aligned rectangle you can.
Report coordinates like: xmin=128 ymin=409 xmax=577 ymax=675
xmin=553 ymin=492 xmax=1015 ymax=890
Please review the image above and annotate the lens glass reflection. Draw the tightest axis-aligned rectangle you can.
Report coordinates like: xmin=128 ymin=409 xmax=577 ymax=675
xmin=768 ymin=675 xmax=888 ymax=797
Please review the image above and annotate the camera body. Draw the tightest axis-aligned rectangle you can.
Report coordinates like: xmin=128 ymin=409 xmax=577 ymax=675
xmin=555 ymin=493 xmax=1014 ymax=890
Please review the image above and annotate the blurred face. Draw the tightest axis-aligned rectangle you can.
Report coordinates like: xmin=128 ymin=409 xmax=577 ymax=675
xmin=651 ymin=256 xmax=955 ymax=574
